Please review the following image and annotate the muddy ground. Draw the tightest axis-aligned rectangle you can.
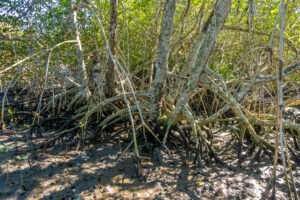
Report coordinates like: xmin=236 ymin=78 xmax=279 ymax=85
xmin=0 ymin=125 xmax=299 ymax=200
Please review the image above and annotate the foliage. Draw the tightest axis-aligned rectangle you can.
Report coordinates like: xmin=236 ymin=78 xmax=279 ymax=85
xmin=0 ymin=1 xmax=299 ymax=197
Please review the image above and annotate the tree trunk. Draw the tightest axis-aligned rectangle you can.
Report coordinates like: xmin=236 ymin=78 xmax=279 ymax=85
xmin=169 ymin=0 xmax=232 ymax=124
xmin=106 ymin=0 xmax=118 ymax=97
xmin=150 ymin=0 xmax=176 ymax=120
xmin=69 ymin=0 xmax=90 ymax=97
xmin=149 ymin=0 xmax=163 ymax=87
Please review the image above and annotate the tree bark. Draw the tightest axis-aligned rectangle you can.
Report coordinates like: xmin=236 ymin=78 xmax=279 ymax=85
xmin=149 ymin=0 xmax=163 ymax=87
xmin=106 ymin=0 xmax=118 ymax=97
xmin=169 ymin=0 xmax=232 ymax=124
xmin=150 ymin=0 xmax=176 ymax=120
xmin=69 ymin=0 xmax=90 ymax=97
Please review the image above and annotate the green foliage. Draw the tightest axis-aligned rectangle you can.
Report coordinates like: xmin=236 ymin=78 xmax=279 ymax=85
xmin=15 ymin=155 xmax=29 ymax=160
xmin=0 ymin=142 xmax=11 ymax=153
xmin=8 ymin=108 xmax=15 ymax=121
xmin=0 ymin=0 xmax=299 ymax=91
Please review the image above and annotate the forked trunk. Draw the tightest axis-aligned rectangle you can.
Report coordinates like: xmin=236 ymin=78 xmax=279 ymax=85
xmin=169 ymin=0 xmax=232 ymax=124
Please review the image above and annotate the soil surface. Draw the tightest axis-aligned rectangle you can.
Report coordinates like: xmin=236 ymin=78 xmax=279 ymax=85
xmin=0 ymin=125 xmax=299 ymax=200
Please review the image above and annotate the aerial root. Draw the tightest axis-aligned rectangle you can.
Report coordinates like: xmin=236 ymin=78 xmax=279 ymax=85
xmin=181 ymin=106 xmax=203 ymax=168
xmin=38 ymin=127 xmax=78 ymax=151
xmin=176 ymin=125 xmax=190 ymax=150
xmin=180 ymin=123 xmax=236 ymax=170
xmin=287 ymin=143 xmax=300 ymax=165
xmin=178 ymin=106 xmax=235 ymax=170
xmin=205 ymin=140 xmax=236 ymax=171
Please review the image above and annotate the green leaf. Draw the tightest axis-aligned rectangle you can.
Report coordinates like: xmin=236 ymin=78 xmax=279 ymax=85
xmin=16 ymin=155 xmax=29 ymax=160
xmin=16 ymin=155 xmax=22 ymax=160
xmin=8 ymin=108 xmax=12 ymax=115
xmin=0 ymin=148 xmax=6 ymax=153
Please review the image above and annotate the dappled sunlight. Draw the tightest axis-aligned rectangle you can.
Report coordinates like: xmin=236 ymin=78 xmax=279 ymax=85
xmin=0 ymin=0 xmax=299 ymax=199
